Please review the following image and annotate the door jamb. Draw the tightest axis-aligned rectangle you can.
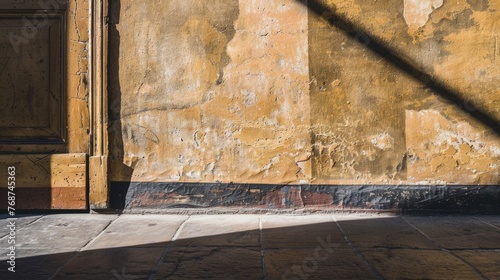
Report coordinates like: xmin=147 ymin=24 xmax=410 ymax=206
xmin=89 ymin=0 xmax=109 ymax=209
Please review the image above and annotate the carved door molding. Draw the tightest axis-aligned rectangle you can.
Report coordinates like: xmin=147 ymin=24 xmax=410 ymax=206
xmin=89 ymin=0 xmax=109 ymax=209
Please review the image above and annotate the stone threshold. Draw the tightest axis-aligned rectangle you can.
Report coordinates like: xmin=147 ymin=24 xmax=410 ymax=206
xmin=109 ymin=182 xmax=500 ymax=214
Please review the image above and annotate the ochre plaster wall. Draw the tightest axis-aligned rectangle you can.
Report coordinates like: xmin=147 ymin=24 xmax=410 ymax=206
xmin=109 ymin=0 xmax=499 ymax=185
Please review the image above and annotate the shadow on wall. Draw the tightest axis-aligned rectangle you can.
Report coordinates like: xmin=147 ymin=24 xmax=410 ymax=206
xmin=108 ymin=0 xmax=134 ymax=203
xmin=105 ymin=0 xmax=499 ymax=195
xmin=296 ymin=0 xmax=500 ymax=135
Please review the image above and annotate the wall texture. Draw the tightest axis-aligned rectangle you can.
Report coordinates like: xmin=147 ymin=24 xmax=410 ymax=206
xmin=109 ymin=0 xmax=500 ymax=186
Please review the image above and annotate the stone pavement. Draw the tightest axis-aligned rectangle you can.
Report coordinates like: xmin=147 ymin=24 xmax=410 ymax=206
xmin=0 ymin=214 xmax=499 ymax=279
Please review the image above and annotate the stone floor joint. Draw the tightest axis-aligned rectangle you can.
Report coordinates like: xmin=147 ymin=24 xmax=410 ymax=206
xmin=147 ymin=215 xmax=191 ymax=280
xmin=46 ymin=214 xmax=121 ymax=280
xmin=258 ymin=216 xmax=269 ymax=280
xmin=332 ymin=215 xmax=385 ymax=280
xmin=401 ymin=216 xmax=489 ymax=280
xmin=0 ymin=215 xmax=45 ymax=241
xmin=472 ymin=216 xmax=500 ymax=231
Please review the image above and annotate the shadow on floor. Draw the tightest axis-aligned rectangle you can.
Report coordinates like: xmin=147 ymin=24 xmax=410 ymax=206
xmin=1 ymin=215 xmax=498 ymax=279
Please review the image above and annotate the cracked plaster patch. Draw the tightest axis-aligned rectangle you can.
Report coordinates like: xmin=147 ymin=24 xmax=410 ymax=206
xmin=405 ymin=109 xmax=500 ymax=184
xmin=403 ymin=0 xmax=444 ymax=35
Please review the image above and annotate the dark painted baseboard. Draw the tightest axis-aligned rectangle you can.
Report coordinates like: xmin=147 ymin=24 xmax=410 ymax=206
xmin=109 ymin=182 xmax=500 ymax=214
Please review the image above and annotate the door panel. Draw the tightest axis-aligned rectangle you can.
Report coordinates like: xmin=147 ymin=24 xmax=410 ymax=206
xmin=0 ymin=9 xmax=66 ymax=149
xmin=0 ymin=154 xmax=86 ymax=209
xmin=0 ymin=0 xmax=90 ymax=210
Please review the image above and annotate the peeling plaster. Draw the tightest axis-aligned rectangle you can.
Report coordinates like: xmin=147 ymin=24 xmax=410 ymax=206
xmin=404 ymin=0 xmax=444 ymax=35
xmin=110 ymin=0 xmax=311 ymax=184
xmin=109 ymin=0 xmax=500 ymax=186
xmin=371 ymin=133 xmax=395 ymax=150
xmin=406 ymin=110 xmax=500 ymax=184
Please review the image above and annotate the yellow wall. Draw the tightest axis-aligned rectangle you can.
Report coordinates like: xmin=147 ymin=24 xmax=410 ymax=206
xmin=108 ymin=0 xmax=500 ymax=185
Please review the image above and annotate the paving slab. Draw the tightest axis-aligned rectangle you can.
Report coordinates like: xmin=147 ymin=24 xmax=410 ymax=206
xmin=335 ymin=215 xmax=438 ymax=249
xmin=0 ymin=214 xmax=118 ymax=280
xmin=453 ymin=250 xmax=500 ymax=280
xmin=54 ymin=246 xmax=166 ymax=280
xmin=0 ymin=214 xmax=498 ymax=279
xmin=85 ymin=214 xmax=188 ymax=250
xmin=362 ymin=249 xmax=484 ymax=280
xmin=155 ymin=246 xmax=263 ymax=280
xmin=174 ymin=215 xmax=260 ymax=247
xmin=0 ymin=215 xmax=42 ymax=238
xmin=0 ymin=214 xmax=116 ymax=252
xmin=404 ymin=216 xmax=500 ymax=249
xmin=265 ymin=248 xmax=377 ymax=280
xmin=0 ymin=249 xmax=73 ymax=280
xmin=474 ymin=215 xmax=500 ymax=229
xmin=260 ymin=215 xmax=348 ymax=249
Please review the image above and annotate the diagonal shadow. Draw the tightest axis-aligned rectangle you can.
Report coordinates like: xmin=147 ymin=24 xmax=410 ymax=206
xmin=0 ymin=218 xmax=381 ymax=279
xmin=0 ymin=216 xmax=412 ymax=279
xmin=296 ymin=0 xmax=500 ymax=136
xmin=1 ymin=215 xmax=497 ymax=279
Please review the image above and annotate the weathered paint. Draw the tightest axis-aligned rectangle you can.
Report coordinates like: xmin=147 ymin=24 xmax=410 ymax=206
xmin=406 ymin=109 xmax=500 ymax=184
xmin=308 ymin=0 xmax=499 ymax=184
xmin=109 ymin=0 xmax=499 ymax=186
xmin=403 ymin=0 xmax=444 ymax=35
xmin=110 ymin=0 xmax=311 ymax=184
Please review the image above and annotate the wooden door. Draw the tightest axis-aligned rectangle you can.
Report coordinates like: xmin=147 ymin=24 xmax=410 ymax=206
xmin=0 ymin=0 xmax=91 ymax=210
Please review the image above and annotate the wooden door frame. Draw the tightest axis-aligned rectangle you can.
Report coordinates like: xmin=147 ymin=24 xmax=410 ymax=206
xmin=89 ymin=0 xmax=109 ymax=209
